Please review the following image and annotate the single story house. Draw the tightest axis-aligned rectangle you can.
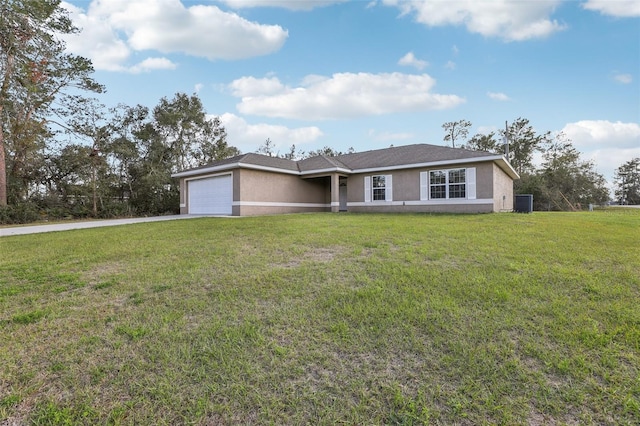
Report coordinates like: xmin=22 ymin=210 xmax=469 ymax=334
xmin=171 ymin=143 xmax=519 ymax=216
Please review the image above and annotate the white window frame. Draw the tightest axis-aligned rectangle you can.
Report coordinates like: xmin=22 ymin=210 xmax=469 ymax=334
xmin=364 ymin=174 xmax=392 ymax=202
xmin=420 ymin=168 xmax=476 ymax=200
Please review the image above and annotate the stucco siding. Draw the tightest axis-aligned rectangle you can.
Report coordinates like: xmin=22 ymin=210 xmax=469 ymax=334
xmin=178 ymin=178 xmax=187 ymax=214
xmin=493 ymin=164 xmax=514 ymax=212
xmin=345 ymin=163 xmax=498 ymax=213
xmin=236 ymin=169 xmax=330 ymax=216
xmin=474 ymin=162 xmax=494 ymax=200
xmin=347 ymin=203 xmax=494 ymax=214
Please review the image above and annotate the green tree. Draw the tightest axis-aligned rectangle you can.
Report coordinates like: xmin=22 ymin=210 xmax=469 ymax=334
xmin=537 ymin=134 xmax=609 ymax=210
xmin=462 ymin=132 xmax=501 ymax=154
xmin=103 ymin=104 xmax=147 ymax=204
xmin=0 ymin=0 xmax=103 ymax=206
xmin=305 ymin=146 xmax=354 ymax=158
xmin=614 ymin=158 xmax=640 ymax=205
xmin=128 ymin=93 xmax=238 ymax=215
xmin=43 ymin=144 xmax=101 ymax=210
xmin=442 ymin=119 xmax=471 ymax=148
xmin=257 ymin=140 xmax=306 ymax=160
xmin=256 ymin=138 xmax=275 ymax=157
xmin=153 ymin=92 xmax=237 ymax=172
xmin=502 ymin=118 xmax=549 ymax=176
xmin=282 ymin=144 xmax=303 ymax=160
xmin=62 ymin=97 xmax=110 ymax=215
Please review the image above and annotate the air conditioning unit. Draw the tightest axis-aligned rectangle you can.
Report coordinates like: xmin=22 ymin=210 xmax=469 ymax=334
xmin=514 ymin=194 xmax=533 ymax=213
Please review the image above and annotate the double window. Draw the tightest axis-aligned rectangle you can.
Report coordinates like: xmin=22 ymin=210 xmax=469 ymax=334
xmin=364 ymin=175 xmax=392 ymax=202
xmin=421 ymin=168 xmax=476 ymax=200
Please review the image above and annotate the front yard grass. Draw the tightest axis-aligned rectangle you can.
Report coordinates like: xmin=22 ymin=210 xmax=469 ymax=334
xmin=1 ymin=210 xmax=639 ymax=425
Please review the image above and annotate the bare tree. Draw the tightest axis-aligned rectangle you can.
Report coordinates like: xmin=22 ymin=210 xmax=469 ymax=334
xmin=442 ymin=120 xmax=472 ymax=148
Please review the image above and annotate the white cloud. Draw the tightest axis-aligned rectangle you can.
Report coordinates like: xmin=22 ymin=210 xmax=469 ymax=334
xmin=487 ymin=92 xmax=510 ymax=101
xmin=218 ymin=113 xmax=324 ymax=153
xmin=613 ymin=73 xmax=633 ymax=84
xmin=129 ymin=57 xmax=177 ymax=74
xmin=60 ymin=0 xmax=288 ymax=72
xmin=220 ymin=0 xmax=347 ymax=11
xmin=582 ymin=0 xmax=640 ymax=17
xmin=444 ymin=61 xmax=456 ymax=70
xmin=60 ymin=1 xmax=131 ymax=71
xmin=563 ymin=120 xmax=640 ymax=149
xmin=561 ymin=120 xmax=640 ymax=182
xmin=194 ymin=83 xmax=204 ymax=93
xmin=382 ymin=0 xmax=566 ymax=41
xmin=231 ymin=72 xmax=465 ymax=120
xmin=229 ymin=76 xmax=286 ymax=97
xmin=398 ymin=52 xmax=428 ymax=70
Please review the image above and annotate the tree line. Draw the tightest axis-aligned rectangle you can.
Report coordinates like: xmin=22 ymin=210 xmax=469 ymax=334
xmin=0 ymin=91 xmax=238 ymax=223
xmin=0 ymin=1 xmax=239 ymax=223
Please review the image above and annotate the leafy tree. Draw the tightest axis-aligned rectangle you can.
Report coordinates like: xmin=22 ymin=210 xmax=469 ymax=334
xmin=153 ymin=92 xmax=236 ymax=173
xmin=61 ymin=97 xmax=110 ymax=215
xmin=536 ymin=134 xmax=609 ymax=210
xmin=101 ymin=104 xmax=146 ymax=203
xmin=462 ymin=132 xmax=502 ymax=154
xmin=127 ymin=93 xmax=238 ymax=215
xmin=442 ymin=119 xmax=471 ymax=148
xmin=283 ymin=144 xmax=304 ymax=160
xmin=257 ymin=138 xmax=276 ymax=157
xmin=3 ymin=111 xmax=48 ymax=203
xmin=501 ymin=118 xmax=549 ymax=176
xmin=614 ymin=158 xmax=640 ymax=205
xmin=305 ymin=145 xmax=354 ymax=158
xmin=257 ymin=140 xmax=307 ymax=160
xmin=0 ymin=0 xmax=103 ymax=206
xmin=43 ymin=144 xmax=102 ymax=210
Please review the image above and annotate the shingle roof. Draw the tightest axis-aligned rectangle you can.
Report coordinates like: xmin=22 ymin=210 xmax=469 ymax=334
xmin=333 ymin=144 xmax=492 ymax=170
xmin=297 ymin=155 xmax=349 ymax=172
xmin=172 ymin=143 xmax=515 ymax=178
xmin=238 ymin=153 xmax=299 ymax=172
xmin=172 ymin=152 xmax=298 ymax=176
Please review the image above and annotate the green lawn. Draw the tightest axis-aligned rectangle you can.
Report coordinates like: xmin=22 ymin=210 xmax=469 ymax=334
xmin=1 ymin=210 xmax=639 ymax=425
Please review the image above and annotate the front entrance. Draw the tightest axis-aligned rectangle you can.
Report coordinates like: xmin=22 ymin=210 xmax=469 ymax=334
xmin=339 ymin=178 xmax=347 ymax=211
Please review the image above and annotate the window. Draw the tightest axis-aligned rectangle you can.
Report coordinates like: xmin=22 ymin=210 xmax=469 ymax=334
xmin=447 ymin=169 xmax=466 ymax=199
xmin=364 ymin=175 xmax=392 ymax=202
xmin=421 ymin=168 xmax=476 ymax=200
xmin=372 ymin=175 xmax=386 ymax=201
xmin=429 ymin=170 xmax=446 ymax=199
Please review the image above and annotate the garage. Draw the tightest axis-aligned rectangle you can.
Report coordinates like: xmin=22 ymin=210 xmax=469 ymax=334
xmin=187 ymin=174 xmax=233 ymax=215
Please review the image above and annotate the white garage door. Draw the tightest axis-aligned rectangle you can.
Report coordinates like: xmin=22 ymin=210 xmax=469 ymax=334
xmin=188 ymin=174 xmax=232 ymax=215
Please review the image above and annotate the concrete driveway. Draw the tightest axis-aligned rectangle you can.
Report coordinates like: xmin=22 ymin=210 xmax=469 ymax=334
xmin=0 ymin=215 xmax=225 ymax=237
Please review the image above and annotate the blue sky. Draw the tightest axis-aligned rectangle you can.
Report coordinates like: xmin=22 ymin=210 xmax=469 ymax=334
xmin=61 ymin=0 xmax=639 ymax=187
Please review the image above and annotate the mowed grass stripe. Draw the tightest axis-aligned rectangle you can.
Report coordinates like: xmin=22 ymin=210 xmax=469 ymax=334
xmin=0 ymin=210 xmax=638 ymax=425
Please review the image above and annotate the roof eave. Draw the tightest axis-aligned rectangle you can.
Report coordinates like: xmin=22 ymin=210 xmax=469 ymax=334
xmin=171 ymin=161 xmax=301 ymax=178
xmin=171 ymin=162 xmax=241 ymax=178
xmin=350 ymin=155 xmax=518 ymax=176
xmin=489 ymin=156 xmax=520 ymax=180
xmin=172 ymin=154 xmax=520 ymax=180
xmin=300 ymin=167 xmax=352 ymax=176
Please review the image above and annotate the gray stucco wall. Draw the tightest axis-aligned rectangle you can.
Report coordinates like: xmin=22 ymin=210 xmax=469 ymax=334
xmin=178 ymin=160 xmax=514 ymax=215
xmin=345 ymin=162 xmax=501 ymax=213
xmin=492 ymin=164 xmax=515 ymax=212
xmin=235 ymin=168 xmax=330 ymax=216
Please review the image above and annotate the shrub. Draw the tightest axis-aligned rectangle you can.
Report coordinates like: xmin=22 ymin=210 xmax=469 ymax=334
xmin=0 ymin=203 xmax=41 ymax=224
